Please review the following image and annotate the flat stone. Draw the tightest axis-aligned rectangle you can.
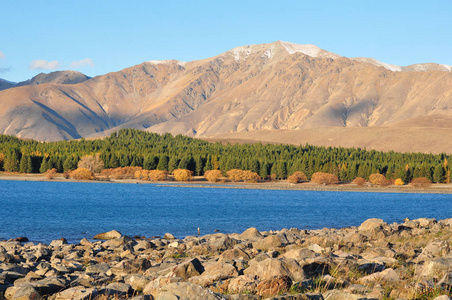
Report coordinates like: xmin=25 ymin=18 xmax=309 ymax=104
xmin=93 ymin=230 xmax=122 ymax=240
xmin=53 ymin=287 xmax=97 ymax=300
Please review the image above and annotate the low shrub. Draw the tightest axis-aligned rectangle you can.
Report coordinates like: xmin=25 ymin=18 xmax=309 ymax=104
xmin=101 ymin=167 xmax=142 ymax=179
xmin=287 ymin=171 xmax=308 ymax=184
xmin=369 ymin=173 xmax=386 ymax=185
xmin=173 ymin=169 xmax=193 ymax=181
xmin=70 ymin=168 xmax=94 ymax=180
xmin=44 ymin=168 xmax=58 ymax=180
xmin=204 ymin=170 xmax=223 ymax=182
xmin=410 ymin=177 xmax=432 ymax=188
xmin=311 ymin=172 xmax=339 ymax=185
xmin=135 ymin=169 xmax=168 ymax=181
xmin=394 ymin=178 xmax=404 ymax=185
xmin=352 ymin=177 xmax=366 ymax=187
xmin=226 ymin=169 xmax=260 ymax=182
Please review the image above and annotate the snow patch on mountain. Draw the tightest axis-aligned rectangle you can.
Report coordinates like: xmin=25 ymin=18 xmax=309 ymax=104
xmin=147 ymin=59 xmax=186 ymax=66
xmin=351 ymin=57 xmax=402 ymax=72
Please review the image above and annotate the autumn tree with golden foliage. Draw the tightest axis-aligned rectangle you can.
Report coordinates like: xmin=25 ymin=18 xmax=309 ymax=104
xmin=287 ymin=171 xmax=308 ymax=184
xmin=410 ymin=177 xmax=432 ymax=188
xmin=352 ymin=177 xmax=366 ymax=187
xmin=70 ymin=168 xmax=94 ymax=180
xmin=78 ymin=154 xmax=104 ymax=173
xmin=173 ymin=169 xmax=193 ymax=181
xmin=311 ymin=172 xmax=339 ymax=185
xmin=204 ymin=170 xmax=223 ymax=182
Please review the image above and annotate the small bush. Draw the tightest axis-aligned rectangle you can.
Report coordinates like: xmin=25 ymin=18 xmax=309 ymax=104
xmin=394 ymin=178 xmax=404 ymax=185
xmin=352 ymin=177 xmax=366 ymax=187
xmin=44 ymin=168 xmax=58 ymax=180
xmin=369 ymin=173 xmax=386 ymax=185
xmin=136 ymin=169 xmax=168 ymax=181
xmin=411 ymin=177 xmax=432 ymax=188
xmin=311 ymin=172 xmax=339 ymax=185
xmin=173 ymin=169 xmax=193 ymax=181
xmin=226 ymin=169 xmax=260 ymax=182
xmin=77 ymin=154 xmax=104 ymax=173
xmin=379 ymin=178 xmax=392 ymax=186
xmin=101 ymin=167 xmax=142 ymax=179
xmin=70 ymin=168 xmax=94 ymax=180
xmin=63 ymin=171 xmax=70 ymax=179
xmin=204 ymin=170 xmax=223 ymax=182
xmin=287 ymin=171 xmax=308 ymax=184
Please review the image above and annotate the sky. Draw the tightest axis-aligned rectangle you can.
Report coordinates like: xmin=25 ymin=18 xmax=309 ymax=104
xmin=1 ymin=0 xmax=451 ymax=83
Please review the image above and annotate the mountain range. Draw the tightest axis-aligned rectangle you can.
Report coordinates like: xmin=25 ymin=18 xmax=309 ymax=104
xmin=1 ymin=41 xmax=451 ymax=153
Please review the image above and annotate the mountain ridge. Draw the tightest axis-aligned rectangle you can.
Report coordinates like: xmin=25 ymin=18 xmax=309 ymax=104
xmin=1 ymin=41 xmax=451 ymax=153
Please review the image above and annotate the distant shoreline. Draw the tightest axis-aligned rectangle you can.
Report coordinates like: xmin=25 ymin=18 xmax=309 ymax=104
xmin=1 ymin=172 xmax=452 ymax=194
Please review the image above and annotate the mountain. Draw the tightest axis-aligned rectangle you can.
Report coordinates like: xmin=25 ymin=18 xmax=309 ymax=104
xmin=0 ymin=41 xmax=451 ymax=153
xmin=16 ymin=70 xmax=90 ymax=87
xmin=0 ymin=78 xmax=16 ymax=91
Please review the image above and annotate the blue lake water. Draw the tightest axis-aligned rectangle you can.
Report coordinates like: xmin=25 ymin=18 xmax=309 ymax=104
xmin=0 ymin=180 xmax=451 ymax=244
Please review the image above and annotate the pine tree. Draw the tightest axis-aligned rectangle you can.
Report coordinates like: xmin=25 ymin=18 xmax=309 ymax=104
xmin=40 ymin=157 xmax=48 ymax=173
xmin=157 ymin=155 xmax=168 ymax=171
xmin=26 ymin=155 xmax=33 ymax=173
xmin=19 ymin=154 xmax=28 ymax=173
xmin=4 ymin=149 xmax=20 ymax=172
xmin=433 ymin=164 xmax=445 ymax=183
xmin=110 ymin=153 xmax=119 ymax=168
xmin=168 ymin=157 xmax=179 ymax=173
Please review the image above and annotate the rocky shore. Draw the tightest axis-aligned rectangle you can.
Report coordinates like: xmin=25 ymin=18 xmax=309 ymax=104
xmin=1 ymin=218 xmax=452 ymax=300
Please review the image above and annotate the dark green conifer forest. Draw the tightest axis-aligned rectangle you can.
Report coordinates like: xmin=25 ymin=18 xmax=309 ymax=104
xmin=0 ymin=129 xmax=450 ymax=183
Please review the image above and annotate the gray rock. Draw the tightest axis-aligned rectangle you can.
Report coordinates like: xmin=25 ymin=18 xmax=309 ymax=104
xmin=154 ymin=282 xmax=225 ymax=300
xmin=11 ymin=285 xmax=41 ymax=300
xmin=172 ymin=258 xmax=205 ymax=279
xmin=85 ymin=263 xmax=110 ymax=275
xmin=433 ymin=296 xmax=451 ymax=300
xmin=358 ymin=218 xmax=387 ymax=232
xmin=253 ymin=235 xmax=282 ymax=251
xmin=244 ymin=258 xmax=305 ymax=282
xmin=101 ymin=282 xmax=132 ymax=296
xmin=53 ymin=287 xmax=97 ymax=300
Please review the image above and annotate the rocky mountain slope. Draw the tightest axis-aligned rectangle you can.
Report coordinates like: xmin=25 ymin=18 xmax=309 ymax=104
xmin=0 ymin=78 xmax=16 ymax=91
xmin=0 ymin=41 xmax=451 ymax=153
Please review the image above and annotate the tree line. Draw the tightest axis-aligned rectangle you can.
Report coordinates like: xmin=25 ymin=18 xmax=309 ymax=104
xmin=0 ymin=128 xmax=450 ymax=183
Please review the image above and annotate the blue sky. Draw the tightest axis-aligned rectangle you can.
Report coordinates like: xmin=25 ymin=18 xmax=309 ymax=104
xmin=1 ymin=0 xmax=451 ymax=82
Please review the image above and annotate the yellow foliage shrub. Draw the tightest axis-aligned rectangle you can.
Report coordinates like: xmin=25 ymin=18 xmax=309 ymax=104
xmin=394 ymin=178 xmax=404 ymax=186
xmin=101 ymin=167 xmax=142 ymax=179
xmin=311 ymin=172 xmax=339 ymax=185
xmin=287 ymin=171 xmax=308 ymax=184
xmin=226 ymin=169 xmax=260 ymax=182
xmin=369 ymin=173 xmax=386 ymax=185
xmin=173 ymin=169 xmax=193 ymax=181
xmin=70 ymin=168 xmax=94 ymax=180
xmin=136 ymin=169 xmax=168 ymax=181
xmin=204 ymin=170 xmax=223 ymax=182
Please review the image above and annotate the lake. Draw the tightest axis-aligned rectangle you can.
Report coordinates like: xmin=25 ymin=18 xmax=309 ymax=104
xmin=0 ymin=180 xmax=451 ymax=244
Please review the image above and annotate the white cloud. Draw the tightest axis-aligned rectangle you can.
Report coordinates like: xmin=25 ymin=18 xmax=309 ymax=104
xmin=70 ymin=58 xmax=94 ymax=68
xmin=0 ymin=52 xmax=5 ymax=59
xmin=29 ymin=59 xmax=60 ymax=70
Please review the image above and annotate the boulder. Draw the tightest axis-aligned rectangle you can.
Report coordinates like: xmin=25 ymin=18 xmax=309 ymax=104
xmin=283 ymin=248 xmax=316 ymax=260
xmin=219 ymin=248 xmax=251 ymax=261
xmin=358 ymin=268 xmax=400 ymax=284
xmin=420 ymin=257 xmax=452 ymax=278
xmin=11 ymin=285 xmax=41 ymax=300
xmin=85 ymin=263 xmax=110 ymax=275
xmin=227 ymin=275 xmax=259 ymax=294
xmin=93 ymin=230 xmax=122 ymax=240
xmin=154 ymin=282 xmax=224 ymax=300
xmin=101 ymin=282 xmax=132 ymax=297
xmin=163 ymin=233 xmax=176 ymax=240
xmin=253 ymin=235 xmax=282 ymax=251
xmin=172 ymin=258 xmax=205 ymax=279
xmin=323 ymin=289 xmax=366 ymax=300
xmin=239 ymin=228 xmax=263 ymax=241
xmin=256 ymin=275 xmax=292 ymax=298
xmin=244 ymin=258 xmax=305 ymax=282
xmin=433 ymin=296 xmax=451 ymax=300
xmin=189 ymin=262 xmax=238 ymax=287
xmin=358 ymin=218 xmax=386 ymax=232
xmin=50 ymin=239 xmax=68 ymax=248
xmin=53 ymin=287 xmax=97 ymax=300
